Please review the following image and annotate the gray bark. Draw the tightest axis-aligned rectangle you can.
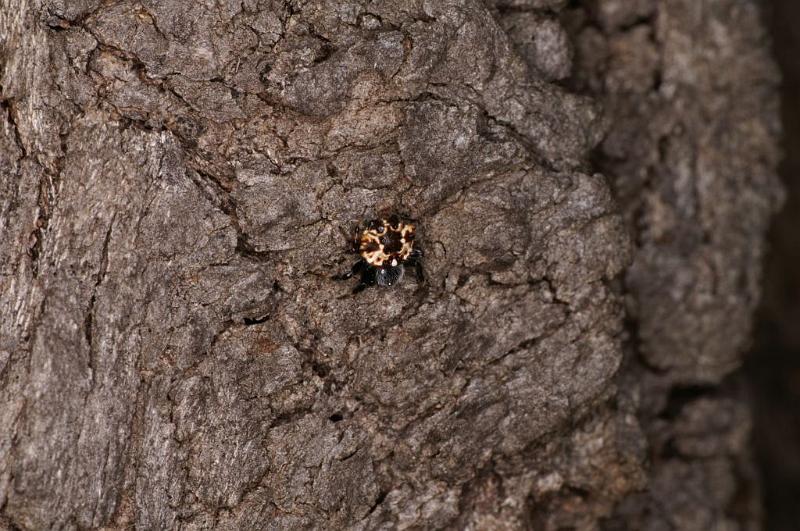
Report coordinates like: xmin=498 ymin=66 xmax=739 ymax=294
xmin=0 ymin=0 xmax=781 ymax=529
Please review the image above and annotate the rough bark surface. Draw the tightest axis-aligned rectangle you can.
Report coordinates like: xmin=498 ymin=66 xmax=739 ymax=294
xmin=566 ymin=1 xmax=782 ymax=529
xmin=749 ymin=1 xmax=800 ymax=529
xmin=0 ymin=0 xmax=781 ymax=530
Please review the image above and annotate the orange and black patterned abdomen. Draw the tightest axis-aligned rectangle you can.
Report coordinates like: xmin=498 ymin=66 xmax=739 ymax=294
xmin=358 ymin=219 xmax=416 ymax=267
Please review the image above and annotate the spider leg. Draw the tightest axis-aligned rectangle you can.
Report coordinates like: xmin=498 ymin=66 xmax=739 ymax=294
xmin=353 ymin=264 xmax=377 ymax=293
xmin=333 ymin=258 xmax=367 ymax=280
xmin=337 ymin=224 xmax=361 ymax=253
xmin=405 ymin=248 xmax=424 ymax=283
xmin=414 ymin=260 xmax=425 ymax=282
xmin=404 ymin=257 xmax=424 ymax=282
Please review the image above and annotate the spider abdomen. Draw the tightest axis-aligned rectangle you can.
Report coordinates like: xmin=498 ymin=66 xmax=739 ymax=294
xmin=358 ymin=218 xmax=415 ymax=267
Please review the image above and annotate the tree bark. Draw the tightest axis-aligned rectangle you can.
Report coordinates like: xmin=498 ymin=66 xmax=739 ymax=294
xmin=0 ymin=0 xmax=781 ymax=529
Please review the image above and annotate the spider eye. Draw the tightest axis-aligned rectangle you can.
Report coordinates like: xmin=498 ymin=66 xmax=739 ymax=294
xmin=377 ymin=226 xmax=385 ymax=234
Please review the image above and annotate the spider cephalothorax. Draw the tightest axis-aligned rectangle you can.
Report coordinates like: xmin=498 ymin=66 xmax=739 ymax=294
xmin=334 ymin=215 xmax=424 ymax=293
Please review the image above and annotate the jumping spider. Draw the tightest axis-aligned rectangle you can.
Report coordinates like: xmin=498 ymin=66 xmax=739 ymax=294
xmin=334 ymin=215 xmax=424 ymax=293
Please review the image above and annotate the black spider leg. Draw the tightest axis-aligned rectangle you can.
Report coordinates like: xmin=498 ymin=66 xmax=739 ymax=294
xmin=406 ymin=248 xmax=425 ymax=282
xmin=333 ymin=258 xmax=367 ymax=281
xmin=352 ymin=264 xmax=378 ymax=294
xmin=337 ymin=223 xmax=362 ymax=253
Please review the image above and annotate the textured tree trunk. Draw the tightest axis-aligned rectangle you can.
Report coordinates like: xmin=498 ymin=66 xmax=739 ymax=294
xmin=0 ymin=0 xmax=782 ymax=529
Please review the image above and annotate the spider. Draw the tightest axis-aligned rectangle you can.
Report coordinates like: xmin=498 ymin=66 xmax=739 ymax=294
xmin=333 ymin=215 xmax=424 ymax=293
